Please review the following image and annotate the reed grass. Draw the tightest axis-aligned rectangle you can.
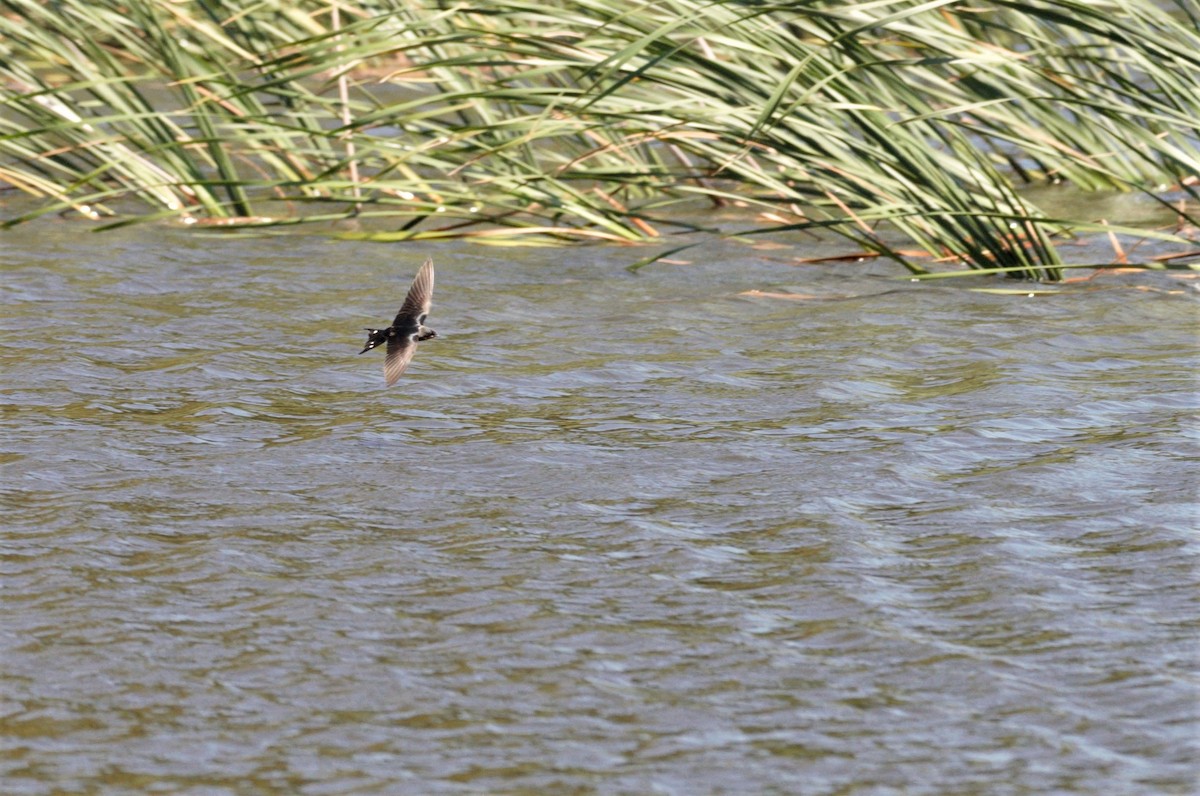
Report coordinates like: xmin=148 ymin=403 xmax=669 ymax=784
xmin=1 ymin=0 xmax=1197 ymax=279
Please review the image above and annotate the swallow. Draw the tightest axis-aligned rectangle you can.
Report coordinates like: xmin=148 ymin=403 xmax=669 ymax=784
xmin=359 ymin=258 xmax=436 ymax=385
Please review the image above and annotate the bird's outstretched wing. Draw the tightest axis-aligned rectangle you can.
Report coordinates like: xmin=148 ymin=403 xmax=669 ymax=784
xmin=384 ymin=336 xmax=419 ymax=386
xmin=392 ymin=258 xmax=434 ymax=327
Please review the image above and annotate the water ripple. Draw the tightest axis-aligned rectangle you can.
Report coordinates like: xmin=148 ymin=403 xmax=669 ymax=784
xmin=2 ymin=231 xmax=1197 ymax=793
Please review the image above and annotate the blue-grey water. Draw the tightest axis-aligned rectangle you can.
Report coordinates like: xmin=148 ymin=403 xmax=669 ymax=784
xmin=2 ymin=220 xmax=1198 ymax=794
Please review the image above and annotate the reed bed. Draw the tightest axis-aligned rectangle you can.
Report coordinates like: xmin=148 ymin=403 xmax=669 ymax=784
xmin=1 ymin=0 xmax=1197 ymax=279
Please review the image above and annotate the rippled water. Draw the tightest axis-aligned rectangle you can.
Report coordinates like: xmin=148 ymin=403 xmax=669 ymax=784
xmin=3 ymin=220 xmax=1198 ymax=794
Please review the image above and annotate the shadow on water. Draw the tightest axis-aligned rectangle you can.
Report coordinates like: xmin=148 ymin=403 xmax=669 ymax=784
xmin=2 ymin=218 xmax=1198 ymax=793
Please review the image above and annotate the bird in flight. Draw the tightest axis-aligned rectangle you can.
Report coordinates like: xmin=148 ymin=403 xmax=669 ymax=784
xmin=359 ymin=258 xmax=436 ymax=385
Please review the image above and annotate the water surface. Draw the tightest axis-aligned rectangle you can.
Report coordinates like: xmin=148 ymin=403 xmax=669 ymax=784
xmin=3 ymin=221 xmax=1197 ymax=794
